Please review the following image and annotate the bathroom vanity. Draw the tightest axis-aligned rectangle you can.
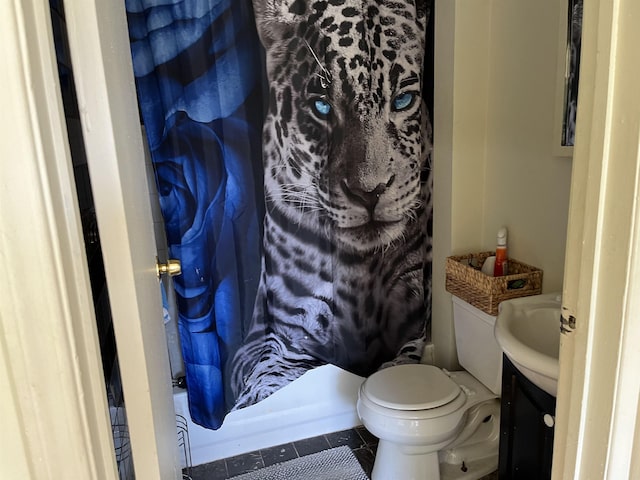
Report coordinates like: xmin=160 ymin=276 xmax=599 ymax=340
xmin=498 ymin=355 xmax=556 ymax=479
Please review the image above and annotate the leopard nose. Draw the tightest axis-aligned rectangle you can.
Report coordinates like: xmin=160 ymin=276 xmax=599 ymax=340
xmin=340 ymin=175 xmax=395 ymax=213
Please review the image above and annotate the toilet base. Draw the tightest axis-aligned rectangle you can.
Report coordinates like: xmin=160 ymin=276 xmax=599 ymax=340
xmin=371 ymin=430 xmax=498 ymax=480
xmin=368 ymin=397 xmax=500 ymax=480
xmin=438 ymin=399 xmax=500 ymax=479
xmin=439 ymin=456 xmax=497 ymax=480
xmin=370 ymin=442 xmax=497 ymax=480
xmin=371 ymin=441 xmax=441 ymax=480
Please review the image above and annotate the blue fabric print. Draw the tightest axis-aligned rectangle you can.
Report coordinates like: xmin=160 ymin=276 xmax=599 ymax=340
xmin=125 ymin=0 xmax=264 ymax=429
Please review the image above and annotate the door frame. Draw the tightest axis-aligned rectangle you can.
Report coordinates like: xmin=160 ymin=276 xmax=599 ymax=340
xmin=553 ymin=0 xmax=640 ymax=477
xmin=1 ymin=0 xmax=119 ymax=477
xmin=3 ymin=0 xmax=640 ymax=477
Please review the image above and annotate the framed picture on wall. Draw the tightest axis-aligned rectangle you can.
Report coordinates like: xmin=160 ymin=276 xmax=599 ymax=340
xmin=554 ymin=0 xmax=583 ymax=156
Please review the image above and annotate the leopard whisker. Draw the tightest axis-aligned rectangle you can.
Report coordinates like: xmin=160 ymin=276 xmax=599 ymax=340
xmin=267 ymin=184 xmax=325 ymax=215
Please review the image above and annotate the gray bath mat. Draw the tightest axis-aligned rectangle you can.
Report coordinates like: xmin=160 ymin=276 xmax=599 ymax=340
xmin=228 ymin=445 xmax=369 ymax=480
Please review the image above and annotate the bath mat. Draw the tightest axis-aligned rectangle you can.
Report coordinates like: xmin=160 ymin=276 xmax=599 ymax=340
xmin=228 ymin=445 xmax=369 ymax=480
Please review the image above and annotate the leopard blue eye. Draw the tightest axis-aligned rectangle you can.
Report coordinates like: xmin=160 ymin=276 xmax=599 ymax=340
xmin=392 ymin=92 xmax=415 ymax=112
xmin=313 ymin=98 xmax=332 ymax=117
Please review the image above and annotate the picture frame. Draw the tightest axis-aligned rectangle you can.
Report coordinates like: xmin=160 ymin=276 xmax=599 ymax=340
xmin=553 ymin=0 xmax=583 ymax=157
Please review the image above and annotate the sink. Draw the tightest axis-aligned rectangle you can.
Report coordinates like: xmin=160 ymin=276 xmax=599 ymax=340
xmin=494 ymin=293 xmax=562 ymax=397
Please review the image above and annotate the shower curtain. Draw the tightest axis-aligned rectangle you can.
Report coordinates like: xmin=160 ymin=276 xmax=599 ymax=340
xmin=126 ymin=0 xmax=433 ymax=430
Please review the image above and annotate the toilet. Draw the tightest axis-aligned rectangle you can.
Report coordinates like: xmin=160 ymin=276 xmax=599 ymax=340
xmin=357 ymin=296 xmax=503 ymax=480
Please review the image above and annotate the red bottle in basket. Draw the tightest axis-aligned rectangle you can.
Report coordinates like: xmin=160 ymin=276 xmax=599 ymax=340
xmin=494 ymin=227 xmax=508 ymax=276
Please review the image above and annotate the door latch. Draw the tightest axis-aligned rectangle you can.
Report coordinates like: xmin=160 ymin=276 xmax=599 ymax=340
xmin=156 ymin=258 xmax=181 ymax=278
xmin=560 ymin=314 xmax=576 ymax=334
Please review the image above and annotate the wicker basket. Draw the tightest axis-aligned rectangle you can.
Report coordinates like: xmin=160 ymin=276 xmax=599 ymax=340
xmin=445 ymin=252 xmax=543 ymax=316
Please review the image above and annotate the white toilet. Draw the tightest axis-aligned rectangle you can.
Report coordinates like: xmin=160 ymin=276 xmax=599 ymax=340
xmin=357 ymin=296 xmax=503 ymax=480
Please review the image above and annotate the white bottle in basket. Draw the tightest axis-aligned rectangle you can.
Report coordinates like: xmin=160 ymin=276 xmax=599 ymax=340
xmin=481 ymin=256 xmax=495 ymax=276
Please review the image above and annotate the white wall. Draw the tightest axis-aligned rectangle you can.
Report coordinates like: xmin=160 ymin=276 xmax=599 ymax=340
xmin=433 ymin=0 xmax=573 ymax=368
xmin=482 ymin=1 xmax=573 ymax=290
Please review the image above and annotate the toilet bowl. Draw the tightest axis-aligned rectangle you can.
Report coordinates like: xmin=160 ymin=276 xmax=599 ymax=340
xmin=357 ymin=297 xmax=503 ymax=480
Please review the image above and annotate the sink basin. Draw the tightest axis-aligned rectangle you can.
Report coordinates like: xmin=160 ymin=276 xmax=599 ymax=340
xmin=494 ymin=293 xmax=562 ymax=397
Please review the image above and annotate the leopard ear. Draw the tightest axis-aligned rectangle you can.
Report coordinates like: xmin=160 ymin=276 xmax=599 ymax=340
xmin=252 ymin=0 xmax=309 ymax=48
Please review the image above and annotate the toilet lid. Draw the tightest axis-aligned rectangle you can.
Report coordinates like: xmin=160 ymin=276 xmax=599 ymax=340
xmin=364 ymin=364 xmax=461 ymax=411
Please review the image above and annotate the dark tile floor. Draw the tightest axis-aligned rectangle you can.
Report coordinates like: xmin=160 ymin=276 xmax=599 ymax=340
xmin=184 ymin=426 xmax=498 ymax=479
xmin=185 ymin=426 xmax=377 ymax=479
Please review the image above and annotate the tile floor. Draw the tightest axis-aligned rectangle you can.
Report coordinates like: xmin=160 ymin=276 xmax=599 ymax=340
xmin=184 ymin=426 xmax=499 ymax=479
xmin=185 ymin=426 xmax=377 ymax=479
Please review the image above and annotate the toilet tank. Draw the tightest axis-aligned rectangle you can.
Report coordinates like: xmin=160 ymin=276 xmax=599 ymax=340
xmin=452 ymin=296 xmax=502 ymax=395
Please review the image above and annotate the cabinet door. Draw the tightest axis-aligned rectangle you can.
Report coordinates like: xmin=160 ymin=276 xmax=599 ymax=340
xmin=499 ymin=355 xmax=556 ymax=480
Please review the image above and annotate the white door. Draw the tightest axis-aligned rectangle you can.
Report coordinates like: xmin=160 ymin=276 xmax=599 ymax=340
xmin=1 ymin=0 xmax=179 ymax=478
xmin=61 ymin=1 xmax=181 ymax=478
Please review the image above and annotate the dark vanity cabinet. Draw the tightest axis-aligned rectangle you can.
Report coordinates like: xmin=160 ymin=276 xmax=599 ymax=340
xmin=498 ymin=355 xmax=556 ymax=480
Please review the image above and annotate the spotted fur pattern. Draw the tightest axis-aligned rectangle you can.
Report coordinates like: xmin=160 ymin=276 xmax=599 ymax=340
xmin=231 ymin=0 xmax=432 ymax=409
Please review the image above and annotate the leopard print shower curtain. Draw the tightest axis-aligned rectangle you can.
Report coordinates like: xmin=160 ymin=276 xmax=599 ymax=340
xmin=126 ymin=0 xmax=432 ymax=430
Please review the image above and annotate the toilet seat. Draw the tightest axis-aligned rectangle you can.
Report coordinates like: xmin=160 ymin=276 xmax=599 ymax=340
xmin=363 ymin=364 xmax=461 ymax=410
